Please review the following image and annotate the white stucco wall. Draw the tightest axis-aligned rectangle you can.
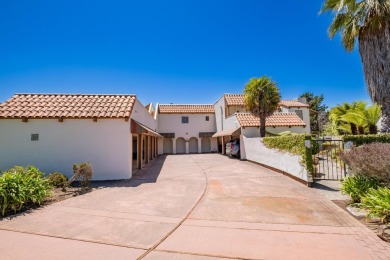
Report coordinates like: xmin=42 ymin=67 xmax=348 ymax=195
xmin=241 ymin=136 xmax=312 ymax=183
xmin=224 ymin=115 xmax=240 ymax=131
xmin=158 ymin=113 xmax=216 ymax=139
xmin=131 ymin=99 xmax=158 ymax=130
xmin=0 ymin=119 xmax=132 ymax=180
xmin=214 ymin=96 xmax=225 ymax=132
xmin=157 ymin=113 xmax=217 ymax=154
xmin=227 ymin=105 xmax=246 ymax=117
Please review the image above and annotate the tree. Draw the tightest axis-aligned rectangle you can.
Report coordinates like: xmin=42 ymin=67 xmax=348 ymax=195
xmin=243 ymin=76 xmax=281 ymax=137
xmin=299 ymin=92 xmax=328 ymax=132
xmin=321 ymin=0 xmax=390 ymax=132
xmin=329 ymin=101 xmax=366 ymax=135
xmin=341 ymin=104 xmax=382 ymax=134
xmin=329 ymin=101 xmax=381 ymax=135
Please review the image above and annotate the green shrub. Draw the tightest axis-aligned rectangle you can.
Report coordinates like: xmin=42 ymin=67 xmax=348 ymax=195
xmin=340 ymin=175 xmax=380 ymax=203
xmin=48 ymin=172 xmax=68 ymax=188
xmin=6 ymin=165 xmax=44 ymax=178
xmin=0 ymin=166 xmax=52 ymax=215
xmin=339 ymin=143 xmax=390 ymax=184
xmin=343 ymin=134 xmax=390 ymax=147
xmin=360 ymin=187 xmax=390 ymax=223
xmin=263 ymin=134 xmax=307 ymax=155
xmin=69 ymin=162 xmax=93 ymax=187
xmin=263 ymin=134 xmax=316 ymax=174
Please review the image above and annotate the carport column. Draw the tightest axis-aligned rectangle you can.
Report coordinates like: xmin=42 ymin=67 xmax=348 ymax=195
xmin=138 ymin=134 xmax=142 ymax=169
xmin=221 ymin=136 xmax=225 ymax=154
xmin=198 ymin=137 xmax=202 ymax=153
xmin=186 ymin=140 xmax=189 ymax=154
xmin=156 ymin=138 xmax=159 ymax=157
xmin=173 ymin=138 xmax=177 ymax=154
xmin=151 ymin=137 xmax=154 ymax=160
xmin=146 ymin=135 xmax=149 ymax=164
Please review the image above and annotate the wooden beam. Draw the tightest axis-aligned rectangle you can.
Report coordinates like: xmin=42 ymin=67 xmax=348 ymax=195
xmin=58 ymin=118 xmax=64 ymax=122
xmin=22 ymin=118 xmax=28 ymax=123
xmin=93 ymin=117 xmax=98 ymax=122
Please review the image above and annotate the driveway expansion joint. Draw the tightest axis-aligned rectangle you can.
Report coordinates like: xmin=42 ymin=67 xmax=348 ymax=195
xmin=0 ymin=228 xmax=148 ymax=251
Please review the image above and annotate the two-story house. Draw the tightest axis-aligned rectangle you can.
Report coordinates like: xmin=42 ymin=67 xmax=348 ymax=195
xmin=157 ymin=104 xmax=218 ymax=154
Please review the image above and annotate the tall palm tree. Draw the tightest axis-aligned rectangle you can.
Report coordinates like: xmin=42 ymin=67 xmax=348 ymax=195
xmin=321 ymin=0 xmax=390 ymax=132
xmin=243 ymin=76 xmax=281 ymax=137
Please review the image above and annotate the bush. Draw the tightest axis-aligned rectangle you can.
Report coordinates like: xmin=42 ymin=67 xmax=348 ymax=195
xmin=48 ymin=172 xmax=68 ymax=188
xmin=339 ymin=143 xmax=390 ymax=184
xmin=340 ymin=175 xmax=380 ymax=203
xmin=360 ymin=187 xmax=390 ymax=223
xmin=343 ymin=133 xmax=390 ymax=147
xmin=0 ymin=166 xmax=52 ymax=215
xmin=69 ymin=162 xmax=93 ymax=187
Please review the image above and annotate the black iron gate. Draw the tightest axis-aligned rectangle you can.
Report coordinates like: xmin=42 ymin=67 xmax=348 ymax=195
xmin=312 ymin=139 xmax=347 ymax=180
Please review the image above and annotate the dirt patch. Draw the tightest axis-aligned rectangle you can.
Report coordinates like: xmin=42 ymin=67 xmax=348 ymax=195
xmin=332 ymin=199 xmax=390 ymax=243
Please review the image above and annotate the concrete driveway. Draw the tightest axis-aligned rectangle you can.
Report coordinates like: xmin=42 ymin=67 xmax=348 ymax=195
xmin=0 ymin=154 xmax=389 ymax=259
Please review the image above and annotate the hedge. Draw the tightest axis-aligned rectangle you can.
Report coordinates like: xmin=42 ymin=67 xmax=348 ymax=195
xmin=262 ymin=134 xmax=315 ymax=174
xmin=343 ymin=134 xmax=390 ymax=147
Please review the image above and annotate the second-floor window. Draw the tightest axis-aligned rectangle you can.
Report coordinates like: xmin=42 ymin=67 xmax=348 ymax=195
xmin=182 ymin=116 xmax=189 ymax=124
xmin=205 ymin=116 xmax=209 ymax=121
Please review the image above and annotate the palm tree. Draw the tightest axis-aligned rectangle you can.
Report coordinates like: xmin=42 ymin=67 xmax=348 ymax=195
xmin=342 ymin=104 xmax=382 ymax=134
xmin=243 ymin=76 xmax=281 ymax=137
xmin=321 ymin=0 xmax=390 ymax=132
xmin=329 ymin=101 xmax=366 ymax=135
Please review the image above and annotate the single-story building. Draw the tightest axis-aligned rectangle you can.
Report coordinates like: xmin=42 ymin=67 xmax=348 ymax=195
xmin=0 ymin=94 xmax=162 ymax=180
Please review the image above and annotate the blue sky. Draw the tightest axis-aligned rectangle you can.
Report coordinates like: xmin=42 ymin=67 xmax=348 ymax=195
xmin=0 ymin=1 xmax=369 ymax=108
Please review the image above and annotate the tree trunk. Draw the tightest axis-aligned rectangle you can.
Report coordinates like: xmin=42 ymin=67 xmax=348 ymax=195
xmin=359 ymin=20 xmax=390 ymax=133
xmin=259 ymin=112 xmax=266 ymax=137
xmin=381 ymin=101 xmax=390 ymax=133
xmin=350 ymin=123 xmax=358 ymax=135
xmin=368 ymin=124 xmax=378 ymax=134
xmin=358 ymin=126 xmax=365 ymax=135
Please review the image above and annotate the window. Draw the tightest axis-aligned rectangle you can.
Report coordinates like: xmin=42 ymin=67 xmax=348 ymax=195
xmin=182 ymin=116 xmax=189 ymax=124
xmin=31 ymin=134 xmax=39 ymax=141
xmin=205 ymin=116 xmax=209 ymax=121
xmin=295 ymin=110 xmax=303 ymax=120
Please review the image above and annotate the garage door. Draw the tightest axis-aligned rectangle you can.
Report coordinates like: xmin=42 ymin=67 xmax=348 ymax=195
xmin=176 ymin=138 xmax=186 ymax=154
xmin=201 ymin=137 xmax=211 ymax=153
xmin=189 ymin=137 xmax=198 ymax=153
xmin=163 ymin=138 xmax=173 ymax=154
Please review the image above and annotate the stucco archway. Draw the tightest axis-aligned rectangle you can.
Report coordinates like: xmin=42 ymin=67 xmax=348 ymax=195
xmin=189 ymin=137 xmax=198 ymax=153
xmin=176 ymin=137 xmax=186 ymax=154
xmin=163 ymin=138 xmax=173 ymax=154
xmin=201 ymin=137 xmax=211 ymax=153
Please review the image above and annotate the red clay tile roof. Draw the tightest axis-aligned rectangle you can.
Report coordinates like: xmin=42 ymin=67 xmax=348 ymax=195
xmin=224 ymin=94 xmax=308 ymax=108
xmin=159 ymin=104 xmax=214 ymax=114
xmin=236 ymin=112 xmax=306 ymax=127
xmin=0 ymin=94 xmax=136 ymax=119
xmin=279 ymin=100 xmax=309 ymax=108
xmin=224 ymin=94 xmax=245 ymax=106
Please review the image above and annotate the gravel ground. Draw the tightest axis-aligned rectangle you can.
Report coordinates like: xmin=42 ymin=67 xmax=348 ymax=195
xmin=311 ymin=180 xmax=351 ymax=201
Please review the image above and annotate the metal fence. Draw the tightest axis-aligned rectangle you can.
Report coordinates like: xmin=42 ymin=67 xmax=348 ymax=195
xmin=312 ymin=139 xmax=347 ymax=180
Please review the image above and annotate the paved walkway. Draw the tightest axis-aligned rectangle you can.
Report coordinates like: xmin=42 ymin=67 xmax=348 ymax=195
xmin=0 ymin=154 xmax=389 ymax=259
